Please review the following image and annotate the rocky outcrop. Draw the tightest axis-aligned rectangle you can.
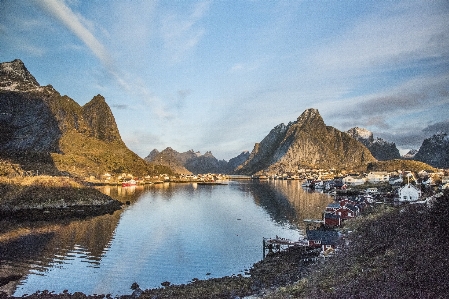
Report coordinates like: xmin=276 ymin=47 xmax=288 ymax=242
xmin=0 ymin=59 xmax=40 ymax=91
xmin=82 ymin=95 xmax=124 ymax=144
xmin=346 ymin=127 xmax=401 ymax=161
xmin=236 ymin=109 xmax=376 ymax=175
xmin=414 ymin=133 xmax=449 ymax=168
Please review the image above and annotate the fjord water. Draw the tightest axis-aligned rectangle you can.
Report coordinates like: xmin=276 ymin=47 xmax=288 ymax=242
xmin=6 ymin=180 xmax=332 ymax=296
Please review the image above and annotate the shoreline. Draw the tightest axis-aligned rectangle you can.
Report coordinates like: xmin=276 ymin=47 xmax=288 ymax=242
xmin=1 ymin=245 xmax=320 ymax=299
xmin=0 ymin=179 xmax=123 ymax=223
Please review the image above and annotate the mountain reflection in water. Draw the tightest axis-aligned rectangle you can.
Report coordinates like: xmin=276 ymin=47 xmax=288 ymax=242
xmin=0 ymin=181 xmax=332 ymax=296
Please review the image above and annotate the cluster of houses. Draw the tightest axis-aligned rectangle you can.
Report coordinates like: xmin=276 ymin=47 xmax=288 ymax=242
xmin=304 ymin=174 xmax=445 ymax=255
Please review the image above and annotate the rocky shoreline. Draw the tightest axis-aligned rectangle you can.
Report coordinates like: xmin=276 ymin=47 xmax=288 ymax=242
xmin=0 ymin=245 xmax=320 ymax=299
xmin=0 ymin=183 xmax=122 ymax=222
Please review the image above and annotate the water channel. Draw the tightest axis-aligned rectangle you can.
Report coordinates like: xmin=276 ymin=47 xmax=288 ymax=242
xmin=0 ymin=180 xmax=333 ymax=296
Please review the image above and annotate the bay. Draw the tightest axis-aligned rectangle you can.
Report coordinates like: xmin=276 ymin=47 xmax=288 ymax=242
xmin=0 ymin=180 xmax=332 ymax=296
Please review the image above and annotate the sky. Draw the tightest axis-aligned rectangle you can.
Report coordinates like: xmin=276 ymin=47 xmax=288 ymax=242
xmin=1 ymin=0 xmax=448 ymax=160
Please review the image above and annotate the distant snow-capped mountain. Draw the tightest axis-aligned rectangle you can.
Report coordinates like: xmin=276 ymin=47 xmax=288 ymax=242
xmin=346 ymin=127 xmax=401 ymax=161
xmin=402 ymin=149 xmax=418 ymax=159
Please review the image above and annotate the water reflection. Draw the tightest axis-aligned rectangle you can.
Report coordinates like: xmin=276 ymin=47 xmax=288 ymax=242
xmin=0 ymin=210 xmax=122 ymax=295
xmin=0 ymin=181 xmax=332 ymax=296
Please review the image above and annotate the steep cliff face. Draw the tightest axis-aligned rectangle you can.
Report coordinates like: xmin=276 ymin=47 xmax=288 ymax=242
xmin=0 ymin=59 xmax=149 ymax=176
xmin=82 ymin=95 xmax=124 ymax=144
xmin=346 ymin=127 xmax=401 ymax=160
xmin=236 ymin=109 xmax=376 ymax=175
xmin=414 ymin=133 xmax=449 ymax=168
xmin=227 ymin=151 xmax=250 ymax=172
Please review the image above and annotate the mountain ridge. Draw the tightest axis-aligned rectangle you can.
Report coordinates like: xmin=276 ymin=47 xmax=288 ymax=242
xmin=0 ymin=59 xmax=150 ymax=177
xmin=236 ymin=109 xmax=377 ymax=175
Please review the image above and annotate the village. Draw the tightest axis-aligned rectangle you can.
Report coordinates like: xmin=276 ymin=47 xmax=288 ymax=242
xmin=262 ymin=167 xmax=448 ymax=262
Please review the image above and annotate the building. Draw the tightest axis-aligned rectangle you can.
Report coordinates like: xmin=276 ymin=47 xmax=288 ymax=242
xmin=366 ymin=172 xmax=389 ymax=184
xmin=306 ymin=229 xmax=340 ymax=251
xmin=343 ymin=175 xmax=366 ymax=186
xmin=398 ymin=184 xmax=421 ymax=202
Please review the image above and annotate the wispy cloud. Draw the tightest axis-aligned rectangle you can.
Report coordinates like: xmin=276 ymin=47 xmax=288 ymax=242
xmin=327 ymin=74 xmax=449 ymax=124
xmin=35 ymin=0 xmax=113 ymax=70
xmin=160 ymin=1 xmax=210 ymax=62
xmin=33 ymin=0 xmax=173 ymax=119
xmin=312 ymin=1 xmax=449 ymax=74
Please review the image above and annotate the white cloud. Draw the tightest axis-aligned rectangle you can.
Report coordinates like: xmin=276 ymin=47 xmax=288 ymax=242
xmin=35 ymin=0 xmax=113 ymax=70
xmin=311 ymin=1 xmax=449 ymax=74
xmin=160 ymin=1 xmax=210 ymax=62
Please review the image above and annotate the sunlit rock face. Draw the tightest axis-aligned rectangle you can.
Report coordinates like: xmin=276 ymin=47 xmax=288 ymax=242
xmin=236 ymin=108 xmax=376 ymax=175
xmin=0 ymin=59 xmax=147 ymax=176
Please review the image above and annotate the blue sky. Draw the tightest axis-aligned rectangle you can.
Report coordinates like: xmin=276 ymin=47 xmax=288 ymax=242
xmin=1 ymin=0 xmax=448 ymax=160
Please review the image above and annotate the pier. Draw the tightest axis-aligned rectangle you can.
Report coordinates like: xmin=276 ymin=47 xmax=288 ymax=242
xmin=262 ymin=237 xmax=308 ymax=258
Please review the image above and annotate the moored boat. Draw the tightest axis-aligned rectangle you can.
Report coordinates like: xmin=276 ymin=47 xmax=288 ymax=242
xmin=122 ymin=179 xmax=137 ymax=187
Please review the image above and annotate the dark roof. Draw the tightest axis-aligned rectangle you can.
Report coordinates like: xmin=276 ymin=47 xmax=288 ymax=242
xmin=327 ymin=202 xmax=341 ymax=209
xmin=306 ymin=229 xmax=340 ymax=245
xmin=324 ymin=212 xmax=340 ymax=219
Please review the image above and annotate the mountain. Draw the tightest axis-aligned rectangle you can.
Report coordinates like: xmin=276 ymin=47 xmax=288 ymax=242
xmin=144 ymin=148 xmax=233 ymax=174
xmin=414 ymin=133 xmax=449 ymax=168
xmin=346 ymin=127 xmax=401 ymax=160
xmin=236 ymin=109 xmax=377 ymax=175
xmin=144 ymin=147 xmax=193 ymax=174
xmin=402 ymin=149 xmax=418 ymax=159
xmin=227 ymin=151 xmax=250 ymax=172
xmin=0 ymin=59 xmax=151 ymax=177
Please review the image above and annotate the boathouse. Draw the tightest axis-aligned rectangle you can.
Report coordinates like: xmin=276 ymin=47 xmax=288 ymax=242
xmin=306 ymin=229 xmax=340 ymax=251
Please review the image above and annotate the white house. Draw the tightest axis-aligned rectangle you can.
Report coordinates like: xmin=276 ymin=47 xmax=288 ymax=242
xmin=343 ymin=175 xmax=366 ymax=186
xmin=366 ymin=172 xmax=390 ymax=184
xmin=398 ymin=184 xmax=421 ymax=202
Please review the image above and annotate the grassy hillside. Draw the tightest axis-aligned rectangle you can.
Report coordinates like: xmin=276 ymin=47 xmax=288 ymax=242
xmin=367 ymin=159 xmax=437 ymax=173
xmin=51 ymin=131 xmax=153 ymax=177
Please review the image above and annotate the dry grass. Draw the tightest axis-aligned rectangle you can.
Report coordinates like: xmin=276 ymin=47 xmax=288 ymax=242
xmin=0 ymin=176 xmax=81 ymax=188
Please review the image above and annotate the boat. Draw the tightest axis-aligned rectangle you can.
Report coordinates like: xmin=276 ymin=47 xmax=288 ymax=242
xmin=122 ymin=179 xmax=137 ymax=187
xmin=301 ymin=179 xmax=313 ymax=187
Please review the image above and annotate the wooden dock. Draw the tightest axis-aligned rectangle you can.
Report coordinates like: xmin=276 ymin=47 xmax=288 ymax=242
xmin=262 ymin=237 xmax=308 ymax=258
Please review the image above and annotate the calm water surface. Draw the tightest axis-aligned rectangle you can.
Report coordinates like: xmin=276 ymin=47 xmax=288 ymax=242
xmin=1 ymin=180 xmax=332 ymax=296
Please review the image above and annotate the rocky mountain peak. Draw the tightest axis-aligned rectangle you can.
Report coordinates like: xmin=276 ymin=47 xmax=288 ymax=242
xmin=296 ymin=108 xmax=325 ymax=128
xmin=403 ymin=149 xmax=418 ymax=159
xmin=347 ymin=127 xmax=374 ymax=142
xmin=82 ymin=94 xmax=123 ymax=143
xmin=236 ymin=108 xmax=376 ymax=175
xmin=0 ymin=59 xmax=40 ymax=91
xmin=414 ymin=133 xmax=449 ymax=168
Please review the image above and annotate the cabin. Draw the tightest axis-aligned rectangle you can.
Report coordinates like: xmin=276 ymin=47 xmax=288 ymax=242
xmin=306 ymin=229 xmax=340 ymax=251
xmin=323 ymin=212 xmax=341 ymax=227
xmin=366 ymin=172 xmax=389 ymax=184
xmin=334 ymin=206 xmax=357 ymax=221
xmin=325 ymin=202 xmax=342 ymax=213
xmin=398 ymin=184 xmax=421 ymax=202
